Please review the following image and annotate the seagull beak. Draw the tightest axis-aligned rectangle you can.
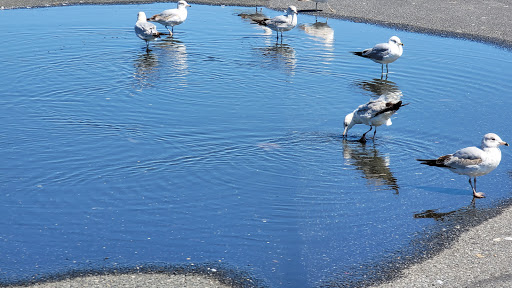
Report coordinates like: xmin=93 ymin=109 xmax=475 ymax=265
xmin=399 ymin=42 xmax=404 ymax=46
xmin=187 ymin=4 xmax=191 ymax=7
xmin=501 ymin=141 xmax=509 ymax=146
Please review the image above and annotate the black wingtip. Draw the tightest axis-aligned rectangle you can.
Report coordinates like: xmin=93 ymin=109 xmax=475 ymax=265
xmin=252 ymin=19 xmax=268 ymax=26
xmin=416 ymin=158 xmax=447 ymax=168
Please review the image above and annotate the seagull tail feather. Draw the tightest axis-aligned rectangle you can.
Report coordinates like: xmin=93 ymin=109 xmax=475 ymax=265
xmin=351 ymin=51 xmax=365 ymax=58
xmin=374 ymin=101 xmax=405 ymax=117
xmin=252 ymin=19 xmax=269 ymax=26
xmin=417 ymin=158 xmax=449 ymax=168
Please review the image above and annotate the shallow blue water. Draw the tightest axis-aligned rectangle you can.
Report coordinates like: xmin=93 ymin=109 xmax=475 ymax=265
xmin=1 ymin=3 xmax=512 ymax=287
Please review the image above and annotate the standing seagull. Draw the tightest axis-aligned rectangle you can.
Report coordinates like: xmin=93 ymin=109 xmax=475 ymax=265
xmin=417 ymin=133 xmax=509 ymax=198
xmin=352 ymin=36 xmax=404 ymax=74
xmin=148 ymin=0 xmax=191 ymax=36
xmin=342 ymin=96 xmax=406 ymax=143
xmin=134 ymin=12 xmax=162 ymax=52
xmin=254 ymin=6 xmax=298 ymax=41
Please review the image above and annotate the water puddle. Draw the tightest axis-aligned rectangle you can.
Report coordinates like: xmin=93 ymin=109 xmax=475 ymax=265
xmin=1 ymin=3 xmax=512 ymax=287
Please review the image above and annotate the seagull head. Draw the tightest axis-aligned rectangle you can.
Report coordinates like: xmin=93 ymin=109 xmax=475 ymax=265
xmin=137 ymin=11 xmax=147 ymax=22
xmin=342 ymin=112 xmax=355 ymax=137
xmin=389 ymin=36 xmax=404 ymax=47
xmin=287 ymin=6 xmax=298 ymax=15
xmin=178 ymin=0 xmax=191 ymax=8
xmin=482 ymin=133 xmax=509 ymax=149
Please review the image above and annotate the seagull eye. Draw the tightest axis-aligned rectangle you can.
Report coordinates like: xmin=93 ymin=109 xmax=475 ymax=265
xmin=491 ymin=138 xmax=496 ymax=141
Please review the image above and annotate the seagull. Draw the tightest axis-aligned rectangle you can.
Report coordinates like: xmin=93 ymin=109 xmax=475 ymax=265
xmin=148 ymin=0 xmax=191 ymax=36
xmin=253 ymin=6 xmax=298 ymax=41
xmin=342 ymin=96 xmax=407 ymax=143
xmin=417 ymin=133 xmax=509 ymax=199
xmin=352 ymin=36 xmax=404 ymax=74
xmin=134 ymin=12 xmax=162 ymax=51
xmin=298 ymin=0 xmax=335 ymax=12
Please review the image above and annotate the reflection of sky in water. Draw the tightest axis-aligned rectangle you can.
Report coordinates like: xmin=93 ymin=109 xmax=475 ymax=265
xmin=1 ymin=3 xmax=512 ymax=288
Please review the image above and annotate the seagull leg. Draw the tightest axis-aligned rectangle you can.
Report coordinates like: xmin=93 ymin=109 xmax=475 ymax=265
xmin=372 ymin=127 xmax=377 ymax=140
xmin=165 ymin=26 xmax=173 ymax=37
xmin=386 ymin=64 xmax=389 ymax=74
xmin=470 ymin=177 xmax=485 ymax=198
xmin=359 ymin=126 xmax=373 ymax=143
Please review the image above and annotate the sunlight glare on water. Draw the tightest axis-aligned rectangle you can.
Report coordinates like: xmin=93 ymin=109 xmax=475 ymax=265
xmin=1 ymin=3 xmax=512 ymax=287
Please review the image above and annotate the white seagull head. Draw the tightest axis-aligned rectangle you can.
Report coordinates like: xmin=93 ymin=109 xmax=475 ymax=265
xmin=178 ymin=0 xmax=191 ymax=8
xmin=287 ymin=6 xmax=298 ymax=15
xmin=482 ymin=133 xmax=509 ymax=149
xmin=342 ymin=112 xmax=355 ymax=136
xmin=137 ymin=11 xmax=147 ymax=22
xmin=389 ymin=36 xmax=404 ymax=47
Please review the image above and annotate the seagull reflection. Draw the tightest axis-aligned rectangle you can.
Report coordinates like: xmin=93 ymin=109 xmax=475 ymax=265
xmin=342 ymin=139 xmax=399 ymax=194
xmin=155 ymin=38 xmax=189 ymax=76
xmin=133 ymin=52 xmax=159 ymax=90
xmin=256 ymin=43 xmax=296 ymax=75
xmin=133 ymin=38 xmax=188 ymax=90
xmin=356 ymin=77 xmax=402 ymax=99
xmin=298 ymin=19 xmax=334 ymax=47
